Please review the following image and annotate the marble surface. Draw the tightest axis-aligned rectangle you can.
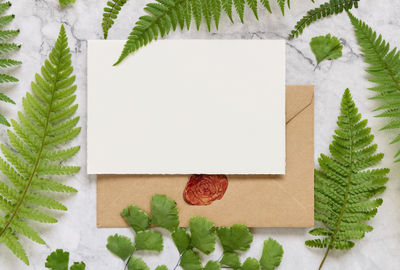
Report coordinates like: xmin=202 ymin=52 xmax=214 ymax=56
xmin=0 ymin=0 xmax=399 ymax=269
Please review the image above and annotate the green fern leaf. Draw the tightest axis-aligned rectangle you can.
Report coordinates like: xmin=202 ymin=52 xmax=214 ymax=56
xmin=102 ymin=0 xmax=128 ymax=39
xmin=260 ymin=0 xmax=272 ymax=13
xmin=307 ymin=89 xmax=389 ymax=270
xmin=0 ymin=1 xmax=21 ymax=126
xmin=233 ymin=0 xmax=245 ymax=23
xmin=221 ymin=0 xmax=234 ymax=22
xmin=289 ymin=0 xmax=359 ymax=39
xmin=113 ymin=0 xmax=294 ymax=65
xmin=348 ymin=12 xmax=400 ymax=161
xmin=59 ymin=0 xmax=76 ymax=6
xmin=0 ymin=25 xmax=80 ymax=265
xmin=276 ymin=0 xmax=286 ymax=15
xmin=246 ymin=0 xmax=258 ymax=19
xmin=211 ymin=0 xmax=222 ymax=29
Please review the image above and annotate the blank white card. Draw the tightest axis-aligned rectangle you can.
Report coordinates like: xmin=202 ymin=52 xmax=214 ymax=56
xmin=87 ymin=40 xmax=285 ymax=174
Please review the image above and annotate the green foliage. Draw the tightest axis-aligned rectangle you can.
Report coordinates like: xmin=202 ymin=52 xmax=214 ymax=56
xmin=172 ymin=227 xmax=191 ymax=253
xmin=220 ymin=252 xmax=241 ymax=269
xmin=151 ymin=194 xmax=179 ymax=232
xmin=45 ymin=249 xmax=86 ymax=270
xmin=289 ymin=0 xmax=359 ymax=39
xmin=217 ymin=224 xmax=253 ymax=252
xmin=241 ymin=258 xmax=260 ymax=270
xmin=0 ymin=1 xmax=21 ymax=126
xmin=0 ymin=25 xmax=80 ymax=265
xmin=106 ymin=234 xmax=135 ymax=260
xmin=45 ymin=250 xmax=69 ymax=270
xmin=259 ymin=238 xmax=284 ymax=270
xmin=127 ymin=257 xmax=150 ymax=270
xmin=70 ymin=263 xmax=86 ymax=270
xmin=121 ymin=204 xmax=150 ymax=232
xmin=59 ymin=0 xmax=76 ymax=6
xmin=180 ymin=250 xmax=202 ymax=270
xmin=155 ymin=266 xmax=169 ymax=270
xmin=135 ymin=230 xmax=163 ymax=251
xmin=306 ymin=89 xmax=389 ymax=269
xmin=102 ymin=0 xmax=128 ymax=39
xmin=189 ymin=216 xmax=216 ymax=254
xmin=106 ymin=194 xmax=284 ymax=270
xmin=108 ymin=0 xmax=293 ymax=65
xmin=204 ymin=261 xmax=221 ymax=270
xmin=310 ymin=34 xmax=343 ymax=65
xmin=348 ymin=12 xmax=400 ymax=162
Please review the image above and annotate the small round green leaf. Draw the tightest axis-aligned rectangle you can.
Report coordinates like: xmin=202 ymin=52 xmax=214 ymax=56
xmin=189 ymin=216 xmax=216 ymax=255
xmin=121 ymin=205 xmax=150 ymax=233
xmin=135 ymin=230 xmax=163 ymax=252
xmin=259 ymin=238 xmax=284 ymax=270
xmin=106 ymin=234 xmax=135 ymax=261
xmin=204 ymin=260 xmax=220 ymax=270
xmin=220 ymin=252 xmax=241 ymax=269
xmin=241 ymin=258 xmax=260 ymax=270
xmin=216 ymin=224 xmax=253 ymax=252
xmin=310 ymin=34 xmax=343 ymax=65
xmin=127 ymin=257 xmax=149 ymax=270
xmin=45 ymin=249 xmax=69 ymax=270
xmin=180 ymin=250 xmax=202 ymax=270
xmin=172 ymin=227 xmax=191 ymax=254
xmin=151 ymin=194 xmax=179 ymax=232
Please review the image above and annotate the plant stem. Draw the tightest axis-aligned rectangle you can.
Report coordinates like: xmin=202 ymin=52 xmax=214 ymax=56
xmin=173 ymin=252 xmax=185 ymax=270
xmin=318 ymin=247 xmax=331 ymax=270
xmin=124 ymin=255 xmax=132 ymax=270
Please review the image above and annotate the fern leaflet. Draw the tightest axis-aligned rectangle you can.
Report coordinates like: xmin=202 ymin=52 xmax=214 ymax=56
xmin=112 ymin=0 xmax=292 ymax=65
xmin=306 ymin=89 xmax=389 ymax=270
xmin=0 ymin=1 xmax=21 ymax=126
xmin=59 ymin=0 xmax=76 ymax=6
xmin=102 ymin=0 xmax=128 ymax=39
xmin=0 ymin=25 xmax=80 ymax=265
xmin=289 ymin=0 xmax=359 ymax=39
xmin=348 ymin=12 xmax=400 ymax=162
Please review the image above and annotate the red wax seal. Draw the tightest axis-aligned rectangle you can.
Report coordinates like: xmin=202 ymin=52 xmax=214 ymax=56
xmin=183 ymin=175 xmax=228 ymax=206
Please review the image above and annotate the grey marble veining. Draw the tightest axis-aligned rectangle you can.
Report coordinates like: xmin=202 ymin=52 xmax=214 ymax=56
xmin=0 ymin=0 xmax=399 ymax=269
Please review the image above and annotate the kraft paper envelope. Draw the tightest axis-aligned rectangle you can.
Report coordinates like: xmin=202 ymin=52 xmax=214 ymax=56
xmin=97 ymin=85 xmax=314 ymax=228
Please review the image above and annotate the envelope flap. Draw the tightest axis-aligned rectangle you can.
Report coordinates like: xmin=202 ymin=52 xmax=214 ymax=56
xmin=286 ymin=85 xmax=314 ymax=124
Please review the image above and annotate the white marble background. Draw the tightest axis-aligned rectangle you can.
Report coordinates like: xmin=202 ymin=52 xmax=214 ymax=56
xmin=0 ymin=0 xmax=399 ymax=269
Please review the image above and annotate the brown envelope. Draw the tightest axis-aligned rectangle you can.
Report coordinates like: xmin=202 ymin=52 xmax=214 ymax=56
xmin=97 ymin=85 xmax=314 ymax=228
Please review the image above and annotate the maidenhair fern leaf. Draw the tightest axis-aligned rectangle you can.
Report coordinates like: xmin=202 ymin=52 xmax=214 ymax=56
xmin=46 ymin=249 xmax=86 ymax=270
xmin=0 ymin=25 xmax=80 ymax=265
xmin=289 ymin=0 xmax=359 ymax=39
xmin=0 ymin=1 xmax=21 ymax=126
xmin=112 ymin=0 xmax=294 ymax=65
xmin=348 ymin=12 xmax=400 ymax=162
xmin=102 ymin=0 xmax=128 ymax=39
xmin=307 ymin=89 xmax=389 ymax=270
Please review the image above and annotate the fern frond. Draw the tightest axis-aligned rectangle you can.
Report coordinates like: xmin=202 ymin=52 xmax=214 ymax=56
xmin=102 ymin=0 xmax=128 ymax=39
xmin=114 ymin=0 xmax=291 ymax=65
xmin=348 ymin=12 xmax=400 ymax=162
xmin=0 ymin=1 xmax=21 ymax=126
xmin=307 ymin=89 xmax=389 ymax=270
xmin=289 ymin=0 xmax=359 ymax=39
xmin=0 ymin=25 xmax=80 ymax=265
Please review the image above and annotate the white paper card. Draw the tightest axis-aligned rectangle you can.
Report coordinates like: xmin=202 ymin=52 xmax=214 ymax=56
xmin=87 ymin=40 xmax=285 ymax=174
